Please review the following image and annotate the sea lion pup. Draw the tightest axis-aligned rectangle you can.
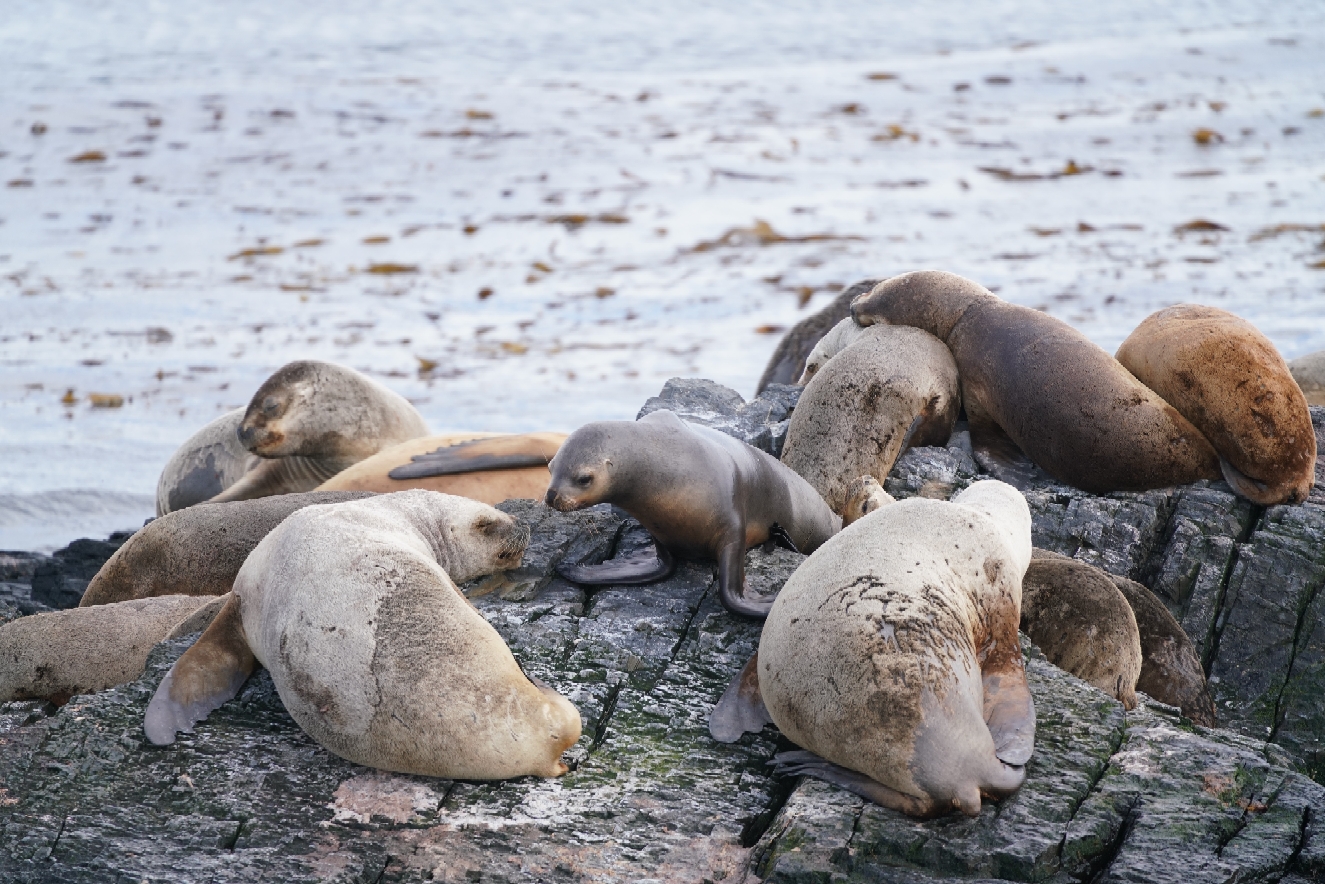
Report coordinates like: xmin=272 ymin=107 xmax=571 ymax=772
xmin=851 ymin=270 xmax=1222 ymax=494
xmin=781 ymin=322 xmax=959 ymax=516
xmin=204 ymin=360 xmax=429 ymax=505
xmin=80 ymin=491 xmax=373 ymax=607
xmin=545 ymin=410 xmax=840 ymax=618
xmin=144 ymin=491 xmax=581 ymax=780
xmin=1116 ymin=304 xmax=1315 ymax=505
xmin=317 ymin=431 xmax=567 ymax=504
xmin=733 ymin=480 xmax=1034 ymax=818
xmin=1288 ymin=350 xmax=1325 ymax=407
xmin=1021 ymin=553 xmax=1142 ymax=709
xmin=155 ymin=408 xmax=258 ymax=516
xmin=0 ymin=595 xmax=224 ymax=703
xmin=756 ymin=278 xmax=881 ymax=392
xmin=797 ymin=316 xmax=869 ymax=385
xmin=840 ymin=475 xmax=895 ymax=527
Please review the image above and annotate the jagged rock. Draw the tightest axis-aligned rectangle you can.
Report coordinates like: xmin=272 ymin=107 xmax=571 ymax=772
xmin=0 ymin=552 xmax=51 ymax=623
xmin=29 ymin=532 xmax=135 ymax=609
xmin=637 ymin=377 xmax=801 ymax=456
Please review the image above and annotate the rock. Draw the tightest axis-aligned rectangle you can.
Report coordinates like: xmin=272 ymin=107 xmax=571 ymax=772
xmin=637 ymin=377 xmax=801 ymax=456
xmin=0 ymin=551 xmax=51 ymax=623
xmin=29 ymin=532 xmax=135 ymax=609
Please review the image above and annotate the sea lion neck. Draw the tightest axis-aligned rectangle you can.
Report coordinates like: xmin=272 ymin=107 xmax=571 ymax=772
xmin=852 ymin=270 xmax=994 ymax=342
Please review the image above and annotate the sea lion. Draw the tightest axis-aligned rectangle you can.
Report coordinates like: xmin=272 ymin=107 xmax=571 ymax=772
xmin=0 ymin=595 xmax=224 ymax=703
xmin=204 ymin=360 xmax=430 ymax=505
xmin=317 ymin=432 xmax=567 ymax=504
xmin=545 ymin=410 xmax=840 ymax=618
xmin=1116 ymin=304 xmax=1315 ymax=505
xmin=144 ymin=492 xmax=581 ymax=781
xmin=1289 ymin=350 xmax=1325 ymax=407
xmin=733 ymin=480 xmax=1034 ymax=818
xmin=756 ymin=279 xmax=881 ymax=392
xmin=851 ymin=270 xmax=1222 ymax=494
xmin=840 ymin=475 xmax=895 ymax=527
xmin=1021 ymin=552 xmax=1142 ymax=709
xmin=80 ymin=491 xmax=374 ymax=607
xmin=780 ymin=322 xmax=960 ymax=516
xmin=797 ymin=316 xmax=869 ymax=385
xmin=155 ymin=408 xmax=258 ymax=516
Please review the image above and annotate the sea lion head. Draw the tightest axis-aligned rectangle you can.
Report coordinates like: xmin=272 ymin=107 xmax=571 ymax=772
xmin=544 ymin=423 xmax=618 ymax=512
xmin=840 ymin=475 xmax=894 ymax=526
xmin=409 ymin=492 xmax=530 ymax=581
xmin=850 ymin=270 xmax=995 ymax=341
xmin=236 ymin=360 xmax=326 ymax=457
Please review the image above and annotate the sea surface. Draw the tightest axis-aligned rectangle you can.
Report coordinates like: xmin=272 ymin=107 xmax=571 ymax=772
xmin=2 ymin=0 xmax=1324 ymax=550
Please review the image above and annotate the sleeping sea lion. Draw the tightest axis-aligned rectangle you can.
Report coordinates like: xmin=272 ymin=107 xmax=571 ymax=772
xmin=155 ymin=408 xmax=258 ymax=516
xmin=1288 ymin=350 xmax=1325 ymax=407
xmin=316 ymin=432 xmax=566 ymax=504
xmin=840 ymin=475 xmax=895 ymax=527
xmin=1116 ymin=304 xmax=1315 ymax=505
xmin=80 ymin=491 xmax=374 ymax=607
xmin=716 ymin=480 xmax=1034 ymax=818
xmin=545 ymin=410 xmax=841 ymax=618
xmin=144 ymin=491 xmax=580 ymax=780
xmin=756 ymin=279 xmax=881 ymax=392
xmin=851 ymin=270 xmax=1222 ymax=494
xmin=780 ymin=322 xmax=959 ymax=516
xmin=797 ymin=316 xmax=869 ymax=385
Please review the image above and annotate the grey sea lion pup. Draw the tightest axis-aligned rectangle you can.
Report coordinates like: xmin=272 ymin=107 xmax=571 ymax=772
xmin=851 ymin=270 xmax=1222 ymax=494
xmin=0 ymin=595 xmax=225 ymax=703
xmin=1289 ymin=350 xmax=1325 ymax=407
xmin=81 ymin=491 xmax=374 ymax=607
xmin=756 ymin=279 xmax=881 ymax=392
xmin=1116 ymin=304 xmax=1316 ymax=505
xmin=781 ymin=322 xmax=960 ymax=516
xmin=198 ymin=360 xmax=429 ymax=506
xmin=155 ymin=408 xmax=257 ymax=516
xmin=721 ymin=480 xmax=1034 ymax=818
xmin=545 ymin=410 xmax=841 ymax=618
xmin=145 ymin=491 xmax=581 ymax=780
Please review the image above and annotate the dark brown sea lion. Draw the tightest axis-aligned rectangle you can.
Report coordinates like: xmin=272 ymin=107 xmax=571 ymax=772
xmin=1116 ymin=304 xmax=1315 ymax=505
xmin=851 ymin=270 xmax=1222 ymax=494
xmin=544 ymin=410 xmax=841 ymax=618
xmin=756 ymin=279 xmax=881 ymax=393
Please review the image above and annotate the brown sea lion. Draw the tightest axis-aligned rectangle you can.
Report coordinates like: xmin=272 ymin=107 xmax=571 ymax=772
xmin=317 ymin=432 xmax=566 ymax=505
xmin=80 ymin=491 xmax=374 ymax=607
xmin=544 ymin=410 xmax=841 ymax=618
xmin=756 ymin=279 xmax=881 ymax=392
xmin=717 ymin=480 xmax=1034 ymax=818
xmin=781 ymin=322 xmax=959 ymax=517
xmin=1288 ymin=350 xmax=1325 ymax=407
xmin=1116 ymin=304 xmax=1315 ymax=505
xmin=851 ymin=270 xmax=1222 ymax=494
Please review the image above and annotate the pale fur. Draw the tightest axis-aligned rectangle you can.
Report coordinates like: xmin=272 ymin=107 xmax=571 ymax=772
xmin=1289 ymin=350 xmax=1325 ymax=407
xmin=232 ymin=490 xmax=579 ymax=779
xmin=759 ymin=480 xmax=1032 ymax=814
xmin=797 ymin=317 xmax=870 ymax=385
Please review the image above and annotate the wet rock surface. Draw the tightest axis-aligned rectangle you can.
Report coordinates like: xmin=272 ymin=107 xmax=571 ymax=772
xmin=4 ymin=385 xmax=1325 ymax=882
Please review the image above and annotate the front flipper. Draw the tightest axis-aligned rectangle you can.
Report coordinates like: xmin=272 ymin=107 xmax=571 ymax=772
xmin=388 ymin=434 xmax=564 ymax=480
xmin=769 ymin=751 xmax=943 ymax=818
xmin=208 ymin=455 xmax=340 ymax=503
xmin=556 ymin=537 xmax=675 ymax=586
xmin=983 ymin=669 xmax=1036 ymax=768
xmin=709 ymin=652 xmax=772 ymax=743
xmin=718 ymin=540 xmax=773 ymax=619
xmin=144 ymin=594 xmax=256 ymax=746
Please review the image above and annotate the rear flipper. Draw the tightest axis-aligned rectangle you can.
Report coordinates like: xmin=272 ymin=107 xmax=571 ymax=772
xmin=769 ymin=751 xmax=946 ymax=818
xmin=144 ymin=594 xmax=256 ymax=746
xmin=388 ymin=435 xmax=561 ymax=479
xmin=709 ymin=652 xmax=771 ymax=742
xmin=982 ymin=668 xmax=1036 ymax=772
xmin=969 ymin=418 xmax=1052 ymax=490
xmin=556 ymin=536 xmax=675 ymax=586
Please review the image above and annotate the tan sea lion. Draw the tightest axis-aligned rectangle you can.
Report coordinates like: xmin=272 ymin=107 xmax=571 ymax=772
xmin=781 ymin=322 xmax=960 ymax=516
xmin=144 ymin=492 xmax=581 ymax=780
xmin=727 ymin=480 xmax=1034 ymax=818
xmin=202 ymin=360 xmax=430 ymax=505
xmin=851 ymin=270 xmax=1222 ymax=494
xmin=756 ymin=279 xmax=881 ymax=392
xmin=1116 ymin=304 xmax=1315 ymax=505
xmin=0 ymin=595 xmax=224 ymax=703
xmin=80 ymin=491 xmax=374 ymax=607
xmin=154 ymin=408 xmax=258 ymax=516
xmin=317 ymin=432 xmax=567 ymax=505
xmin=840 ymin=475 xmax=895 ymax=527
xmin=1288 ymin=350 xmax=1325 ymax=407
xmin=545 ymin=410 xmax=841 ymax=618
xmin=797 ymin=316 xmax=869 ymax=385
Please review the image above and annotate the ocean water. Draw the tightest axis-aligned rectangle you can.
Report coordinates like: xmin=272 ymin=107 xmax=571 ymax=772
xmin=2 ymin=0 xmax=1323 ymax=550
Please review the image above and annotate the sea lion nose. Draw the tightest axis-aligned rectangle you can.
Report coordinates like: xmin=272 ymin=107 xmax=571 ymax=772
xmin=544 ymin=488 xmax=558 ymax=508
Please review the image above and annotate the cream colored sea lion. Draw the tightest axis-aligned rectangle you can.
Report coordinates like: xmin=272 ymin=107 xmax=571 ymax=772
xmin=756 ymin=279 xmax=882 ymax=392
xmin=544 ymin=410 xmax=841 ymax=618
xmin=144 ymin=491 xmax=581 ymax=780
xmin=202 ymin=360 xmax=429 ymax=505
xmin=154 ymin=408 xmax=257 ymax=516
xmin=851 ymin=270 xmax=1222 ymax=494
xmin=797 ymin=316 xmax=869 ymax=385
xmin=718 ymin=480 xmax=1034 ymax=818
xmin=80 ymin=491 xmax=373 ymax=607
xmin=317 ymin=432 xmax=567 ymax=505
xmin=840 ymin=475 xmax=895 ymax=527
xmin=781 ymin=322 xmax=959 ymax=517
xmin=1116 ymin=304 xmax=1315 ymax=505
xmin=0 ymin=595 xmax=224 ymax=703
xmin=1289 ymin=350 xmax=1325 ymax=407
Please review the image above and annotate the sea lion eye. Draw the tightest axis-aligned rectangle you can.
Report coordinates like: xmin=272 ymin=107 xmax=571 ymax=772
xmin=574 ymin=472 xmax=593 ymax=487
xmin=261 ymin=395 xmax=282 ymax=417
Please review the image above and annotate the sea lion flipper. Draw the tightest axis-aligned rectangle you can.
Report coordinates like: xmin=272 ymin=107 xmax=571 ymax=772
xmin=555 ymin=538 xmax=675 ymax=586
xmin=982 ymin=670 xmax=1036 ymax=767
xmin=389 ymin=435 xmax=562 ymax=480
xmin=208 ymin=456 xmax=339 ymax=503
xmin=769 ymin=750 xmax=941 ymax=816
xmin=718 ymin=540 xmax=773 ymax=619
xmin=709 ymin=652 xmax=771 ymax=742
xmin=969 ymin=419 xmax=1048 ymax=490
xmin=144 ymin=594 xmax=255 ymax=746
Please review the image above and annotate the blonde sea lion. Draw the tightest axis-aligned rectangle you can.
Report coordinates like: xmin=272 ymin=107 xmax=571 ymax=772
xmin=840 ymin=475 xmax=895 ymax=527
xmin=756 ymin=279 xmax=881 ymax=393
xmin=797 ymin=316 xmax=870 ymax=385
xmin=851 ymin=270 xmax=1222 ymax=494
xmin=0 ymin=595 xmax=224 ymax=703
xmin=544 ymin=410 xmax=841 ymax=618
xmin=1116 ymin=304 xmax=1315 ymax=505
xmin=780 ymin=322 xmax=960 ymax=517
xmin=144 ymin=492 xmax=581 ymax=780
xmin=1288 ymin=350 xmax=1325 ymax=407
xmin=317 ymin=432 xmax=567 ymax=505
xmin=80 ymin=491 xmax=373 ymax=607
